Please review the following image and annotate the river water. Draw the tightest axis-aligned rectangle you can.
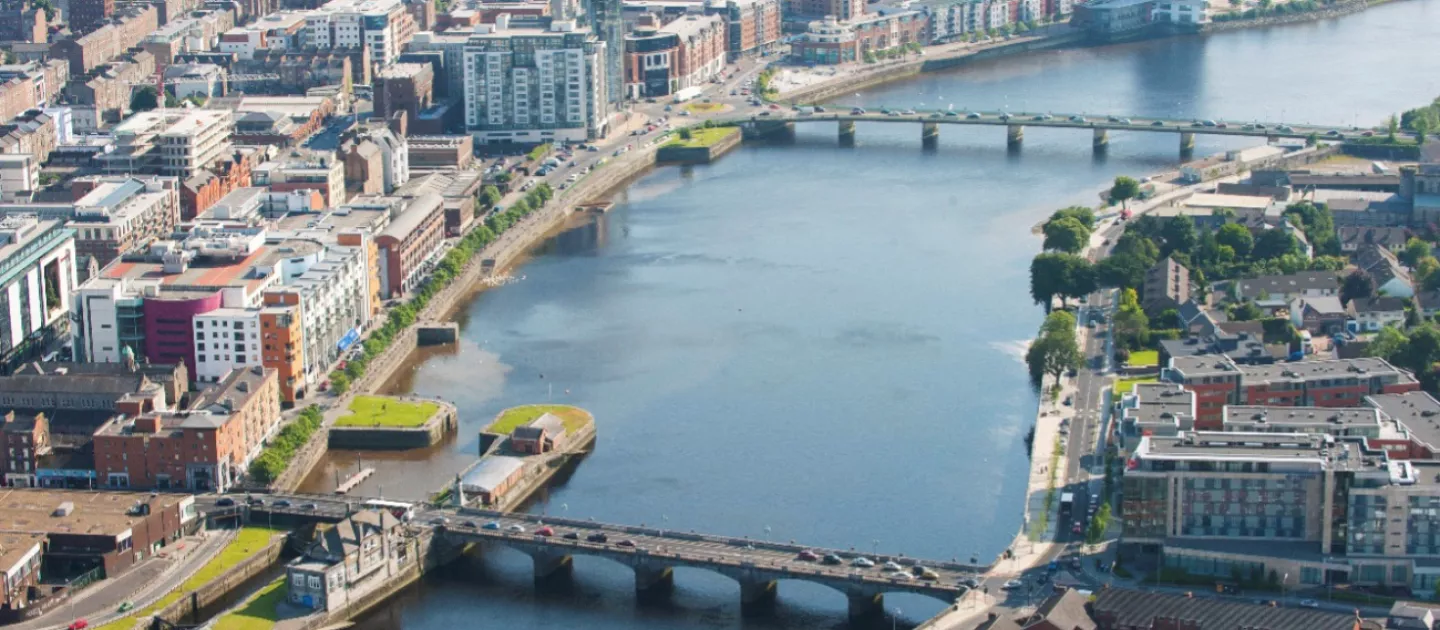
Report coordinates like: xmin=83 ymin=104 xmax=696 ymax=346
xmin=306 ymin=3 xmax=1440 ymax=627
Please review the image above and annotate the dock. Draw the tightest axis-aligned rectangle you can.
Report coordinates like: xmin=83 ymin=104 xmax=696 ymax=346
xmin=335 ymin=468 xmax=375 ymax=494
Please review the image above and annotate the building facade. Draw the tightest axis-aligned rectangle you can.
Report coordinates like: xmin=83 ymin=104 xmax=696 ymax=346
xmin=461 ymin=18 xmax=610 ymax=144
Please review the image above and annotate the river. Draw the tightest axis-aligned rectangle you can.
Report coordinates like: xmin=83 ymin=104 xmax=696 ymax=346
xmin=303 ymin=3 xmax=1440 ymax=627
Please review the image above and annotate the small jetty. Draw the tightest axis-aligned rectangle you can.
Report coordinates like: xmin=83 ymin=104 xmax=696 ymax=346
xmin=335 ymin=467 xmax=375 ymax=494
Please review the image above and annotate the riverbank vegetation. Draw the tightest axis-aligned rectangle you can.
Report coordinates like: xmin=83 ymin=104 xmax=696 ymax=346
xmin=664 ymin=126 xmax=736 ymax=148
xmin=212 ymin=577 xmax=287 ymax=630
xmin=248 ymin=406 xmax=323 ymax=484
xmin=1025 ymin=310 xmax=1082 ymax=388
xmin=335 ymin=396 xmax=439 ymax=428
xmin=489 ymin=404 xmax=591 ymax=435
xmin=325 ymin=182 xmax=553 ymax=398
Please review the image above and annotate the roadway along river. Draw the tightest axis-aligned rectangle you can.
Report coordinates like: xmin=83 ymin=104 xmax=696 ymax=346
xmin=308 ymin=2 xmax=1440 ymax=627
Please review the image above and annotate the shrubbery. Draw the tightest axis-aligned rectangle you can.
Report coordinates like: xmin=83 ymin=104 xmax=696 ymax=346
xmin=248 ymin=405 xmax=324 ymax=484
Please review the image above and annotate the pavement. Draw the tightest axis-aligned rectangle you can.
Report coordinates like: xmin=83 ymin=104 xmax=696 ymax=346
xmin=15 ymin=530 xmax=235 ymax=630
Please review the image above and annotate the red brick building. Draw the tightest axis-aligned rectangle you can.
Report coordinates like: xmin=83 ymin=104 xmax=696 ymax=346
xmin=374 ymin=63 xmax=434 ymax=133
xmin=1164 ymin=355 xmax=1421 ymax=429
xmin=0 ymin=412 xmax=49 ymax=488
xmin=792 ymin=11 xmax=929 ymax=65
xmin=181 ymin=150 xmax=257 ymax=221
xmin=374 ymin=194 xmax=445 ymax=299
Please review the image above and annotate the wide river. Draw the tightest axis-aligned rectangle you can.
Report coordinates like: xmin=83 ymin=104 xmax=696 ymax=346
xmin=306 ymin=3 xmax=1440 ymax=627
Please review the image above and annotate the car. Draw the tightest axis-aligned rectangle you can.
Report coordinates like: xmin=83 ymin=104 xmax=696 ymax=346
xmin=1280 ymin=125 xmax=1295 ymax=132
xmin=1299 ymin=599 xmax=1320 ymax=608
xmin=797 ymin=550 xmax=819 ymax=561
xmin=768 ymin=104 xmax=780 ymax=110
xmin=910 ymin=565 xmax=929 ymax=577
xmin=961 ymin=577 xmax=981 ymax=588
xmin=1363 ymin=130 xmax=1375 ymax=136
xmin=430 ymin=517 xmax=449 ymax=526
xmin=1063 ymin=396 xmax=1072 ymax=406
xmin=117 ymin=601 xmax=133 ymax=613
xmin=1072 ymin=521 xmax=1083 ymax=535
xmin=1191 ymin=121 xmax=1205 ymax=127
xmin=69 ymin=620 xmax=88 ymax=630
xmin=663 ymin=105 xmax=672 ymax=112
xmin=1033 ymin=115 xmax=1047 ymax=121
xmin=506 ymin=524 xmax=525 ymax=533
xmin=587 ymin=532 xmax=609 ymax=543
xmin=1255 ymin=123 xmax=1268 ymax=130
xmin=901 ymin=109 xmax=916 ymax=115
xmin=759 ymin=111 xmax=772 ymax=116
xmin=460 ymin=520 xmax=477 ymax=528
xmin=216 ymin=497 xmax=235 ymax=507
xmin=1202 ymin=119 xmax=1218 ymax=127
xmin=1069 ymin=115 xmax=1085 ymax=122
xmin=1327 ymin=130 xmax=1341 ymax=136
xmin=1003 ymin=579 xmax=1024 ymax=589
xmin=1070 ymin=557 xmax=1082 ymax=570
xmin=680 ymin=110 xmax=691 ymax=116
xmin=616 ymin=539 xmax=637 ymax=548
xmin=815 ymin=106 xmax=826 ymax=113
xmin=563 ymin=532 xmax=580 ymax=540
xmin=944 ymin=111 xmax=958 ymax=117
xmin=851 ymin=557 xmax=876 ymax=568
xmin=1090 ymin=493 xmax=1099 ymax=504
xmin=1119 ymin=118 xmax=1132 ymax=124
xmin=301 ymin=503 xmax=318 ymax=511
xmin=273 ymin=499 xmax=291 ymax=508
xmin=851 ymin=107 xmax=866 ymax=115
xmin=929 ymin=112 xmax=943 ymax=118
xmin=968 ymin=112 xmax=982 ymax=119
xmin=919 ymin=569 xmax=940 ymax=581
xmin=1108 ymin=115 xmax=1121 ymax=122
xmin=248 ymin=497 xmax=265 ymax=507
xmin=888 ymin=111 xmax=901 ymax=117
xmin=999 ymin=113 xmax=1012 ymax=121
xmin=822 ymin=554 xmax=844 ymax=565
xmin=536 ymin=526 xmax=555 ymax=537
xmin=882 ymin=561 xmax=903 ymax=572
xmin=1151 ymin=120 xmax=1166 ymax=127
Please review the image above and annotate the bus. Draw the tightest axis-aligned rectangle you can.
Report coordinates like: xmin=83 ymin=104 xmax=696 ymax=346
xmin=363 ymin=499 xmax=415 ymax=522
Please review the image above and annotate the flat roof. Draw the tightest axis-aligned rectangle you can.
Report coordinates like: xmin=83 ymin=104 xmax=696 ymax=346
xmin=1124 ymin=383 xmax=1194 ymax=426
xmin=1139 ymin=431 xmax=1370 ymax=470
xmin=112 ymin=109 xmax=230 ymax=138
xmin=460 ymin=455 xmax=526 ymax=492
xmin=274 ymin=207 xmax=389 ymax=233
xmin=1182 ymin=192 xmax=1276 ymax=210
xmin=0 ymin=489 xmax=189 ymax=538
xmin=1368 ymin=391 xmax=1440 ymax=450
xmin=1223 ymin=405 xmax=1383 ymax=429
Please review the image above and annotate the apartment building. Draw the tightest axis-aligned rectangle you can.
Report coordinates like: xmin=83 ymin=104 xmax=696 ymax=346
xmin=0 ymin=175 xmax=182 ymax=269
xmin=258 ymin=293 xmax=304 ymax=403
xmin=374 ymin=62 xmax=434 ymax=126
xmin=93 ymin=366 xmax=281 ymax=491
xmin=51 ymin=6 xmax=159 ymax=76
xmin=1162 ymin=356 xmax=1421 ymax=428
xmin=704 ymin=0 xmax=779 ymax=60
xmin=301 ymin=0 xmax=418 ymax=68
xmin=70 ymin=0 xmax=118 ymax=33
xmin=792 ymin=11 xmax=929 ymax=65
xmin=251 ymin=150 xmax=347 ymax=207
xmin=99 ymin=110 xmax=234 ymax=180
xmin=373 ymin=193 xmax=445 ymax=298
xmin=461 ymin=17 xmax=610 ymax=145
xmin=0 ymin=111 xmax=57 ymax=166
xmin=623 ymin=14 xmax=726 ymax=99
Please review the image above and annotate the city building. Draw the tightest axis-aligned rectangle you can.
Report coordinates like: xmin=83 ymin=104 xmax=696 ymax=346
xmin=0 ymin=175 xmax=182 ymax=270
xmin=1142 ymin=256 xmax=1189 ymax=313
xmin=373 ymin=193 xmax=445 ymax=298
xmin=1339 ymin=226 xmax=1409 ymax=253
xmin=1356 ymin=243 xmax=1414 ymax=300
xmin=62 ymin=51 xmax=156 ymax=133
xmin=1090 ymin=588 xmax=1374 ymax=630
xmin=1288 ymin=295 xmax=1348 ymax=335
xmin=510 ymin=412 xmax=567 ymax=454
xmin=0 ymin=110 xmax=57 ymax=166
xmin=458 ymin=454 xmax=527 ymax=506
xmin=0 ymin=217 xmax=75 ymax=375
xmin=1409 ymin=144 xmax=1440 ymax=225
xmin=1118 ymin=382 xmax=1196 ymax=446
xmin=407 ymin=135 xmax=474 ymax=171
xmin=227 ymin=48 xmax=367 ymax=95
xmin=251 ymin=149 xmax=347 ymax=206
xmin=301 ymin=0 xmax=419 ymax=69
xmin=1351 ymin=297 xmax=1409 ymax=332
xmin=374 ymin=63 xmax=435 ymax=128
xmin=50 ymin=6 xmax=160 ymax=76
xmin=792 ymin=11 xmax=929 ymax=65
xmin=1232 ymin=271 xmax=1340 ymax=305
xmin=788 ymin=0 xmax=862 ymax=22
xmin=701 ymin=0 xmax=781 ymax=60
xmin=461 ymin=17 xmax=610 ymax=144
xmin=587 ymin=0 xmax=624 ymax=107
xmin=287 ymin=509 xmax=411 ymax=612
xmin=623 ymin=13 xmax=725 ymax=99
xmin=70 ymin=0 xmax=118 ymax=34
xmin=98 ymin=109 xmax=234 ymax=179
xmin=342 ymin=123 xmax=409 ymax=192
xmin=92 ymin=366 xmax=280 ymax=491
xmin=1152 ymin=0 xmax=1211 ymax=26
xmin=1162 ymin=356 xmax=1421 ymax=428
xmin=1070 ymin=0 xmax=1155 ymax=40
xmin=1 ymin=411 xmax=51 ymax=488
xmin=162 ymin=63 xmax=228 ymax=101
xmin=0 ymin=489 xmax=196 ymax=581
xmin=224 ymin=95 xmax=338 ymax=147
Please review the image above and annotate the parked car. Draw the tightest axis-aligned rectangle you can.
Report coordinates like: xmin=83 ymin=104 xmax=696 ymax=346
xmin=587 ymin=532 xmax=609 ymax=543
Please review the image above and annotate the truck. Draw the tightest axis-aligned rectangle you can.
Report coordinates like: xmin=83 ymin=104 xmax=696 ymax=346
xmin=673 ymin=86 xmax=703 ymax=104
xmin=1060 ymin=492 xmax=1075 ymax=514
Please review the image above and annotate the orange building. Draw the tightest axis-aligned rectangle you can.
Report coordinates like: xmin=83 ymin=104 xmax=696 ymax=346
xmin=92 ymin=366 xmax=280 ymax=492
xmin=260 ymin=291 xmax=305 ymax=404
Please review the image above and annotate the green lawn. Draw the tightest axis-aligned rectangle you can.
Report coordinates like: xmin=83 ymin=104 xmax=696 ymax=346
xmin=1127 ymin=350 xmax=1159 ymax=367
xmin=1113 ymin=376 xmax=1157 ymax=395
xmin=213 ymin=577 xmax=287 ymax=630
xmin=335 ymin=395 xmax=439 ymax=428
xmin=489 ymin=405 xmax=591 ymax=436
xmin=683 ymin=102 xmax=725 ymax=113
xmin=663 ymin=127 xmax=737 ymax=149
xmin=93 ymin=527 xmax=284 ymax=630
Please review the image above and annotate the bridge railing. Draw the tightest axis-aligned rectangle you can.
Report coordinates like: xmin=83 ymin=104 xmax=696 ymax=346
xmin=448 ymin=507 xmax=989 ymax=574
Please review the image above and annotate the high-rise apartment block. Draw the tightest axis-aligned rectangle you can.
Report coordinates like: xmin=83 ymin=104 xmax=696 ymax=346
xmin=461 ymin=17 xmax=609 ymax=144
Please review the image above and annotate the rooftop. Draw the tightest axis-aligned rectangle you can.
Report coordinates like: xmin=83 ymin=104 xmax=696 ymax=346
xmin=1137 ymin=431 xmax=1372 ymax=471
xmin=1182 ymin=192 xmax=1276 ymax=210
xmin=1235 ymin=271 xmax=1339 ymax=296
xmin=1222 ymin=405 xmax=1386 ymax=430
xmin=460 ymin=455 xmax=526 ymax=492
xmin=1123 ymin=383 xmax=1195 ymax=427
xmin=1092 ymin=586 xmax=1364 ymax=630
xmin=0 ymin=488 xmax=190 ymax=538
xmin=112 ymin=109 xmax=230 ymax=139
xmin=1367 ymin=391 xmax=1440 ymax=451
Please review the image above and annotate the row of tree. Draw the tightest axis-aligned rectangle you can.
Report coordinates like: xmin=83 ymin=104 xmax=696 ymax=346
xmin=1025 ymin=310 xmax=1082 ymax=387
xmin=1368 ymin=323 xmax=1440 ymax=391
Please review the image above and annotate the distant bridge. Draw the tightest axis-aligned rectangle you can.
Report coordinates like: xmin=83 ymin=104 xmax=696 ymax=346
xmin=232 ymin=493 xmax=985 ymax=621
xmin=720 ymin=109 xmax=1382 ymax=154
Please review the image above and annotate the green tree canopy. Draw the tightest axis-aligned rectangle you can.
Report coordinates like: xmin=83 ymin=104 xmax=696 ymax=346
xmin=1160 ymin=216 xmax=1198 ymax=257
xmin=1341 ymin=269 xmax=1376 ymax=305
xmin=1109 ymin=176 xmax=1141 ymax=210
xmin=130 ymin=86 xmax=159 ymax=112
xmin=1049 ymin=206 xmax=1096 ymax=230
xmin=1402 ymin=237 xmax=1434 ymax=268
xmin=1216 ymin=224 xmax=1254 ymax=258
xmin=1252 ymin=229 xmax=1299 ymax=260
xmin=1029 ymin=252 xmax=1094 ymax=311
xmin=1112 ymin=288 xmax=1149 ymax=350
xmin=1042 ymin=216 xmax=1091 ymax=253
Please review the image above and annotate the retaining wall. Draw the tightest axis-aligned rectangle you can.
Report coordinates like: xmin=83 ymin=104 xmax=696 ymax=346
xmin=328 ymin=400 xmax=458 ymax=450
xmin=154 ymin=534 xmax=287 ymax=626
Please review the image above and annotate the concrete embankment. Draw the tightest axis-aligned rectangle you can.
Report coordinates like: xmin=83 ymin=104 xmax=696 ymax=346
xmin=152 ymin=534 xmax=288 ymax=627
xmin=328 ymin=399 xmax=459 ymax=450
xmin=1200 ymin=0 xmax=1402 ymax=33
xmin=656 ymin=128 xmax=743 ymax=164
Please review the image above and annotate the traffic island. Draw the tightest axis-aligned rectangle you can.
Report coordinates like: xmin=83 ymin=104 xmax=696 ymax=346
xmin=328 ymin=395 xmax=458 ymax=450
xmin=656 ymin=127 xmax=741 ymax=164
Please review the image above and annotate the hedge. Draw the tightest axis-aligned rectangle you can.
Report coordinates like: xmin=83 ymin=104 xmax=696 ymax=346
xmin=247 ymin=405 xmax=324 ymax=484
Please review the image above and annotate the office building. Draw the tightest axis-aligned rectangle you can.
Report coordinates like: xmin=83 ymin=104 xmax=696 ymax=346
xmin=99 ymin=109 xmax=233 ymax=180
xmin=301 ymin=0 xmax=419 ymax=69
xmin=623 ymin=14 xmax=725 ymax=99
xmin=0 ymin=217 xmax=75 ymax=375
xmin=705 ymin=0 xmax=780 ymax=59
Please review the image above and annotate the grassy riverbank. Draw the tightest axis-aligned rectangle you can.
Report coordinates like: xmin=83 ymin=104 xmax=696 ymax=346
xmin=335 ymin=396 xmax=439 ymax=428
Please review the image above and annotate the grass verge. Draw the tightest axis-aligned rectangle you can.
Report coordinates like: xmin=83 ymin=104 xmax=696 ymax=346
xmin=488 ymin=405 xmax=591 ymax=435
xmin=335 ymin=395 xmax=439 ymax=428
xmin=213 ymin=577 xmax=287 ymax=630
xmin=1127 ymin=350 xmax=1158 ymax=367
xmin=662 ymin=127 xmax=737 ymax=149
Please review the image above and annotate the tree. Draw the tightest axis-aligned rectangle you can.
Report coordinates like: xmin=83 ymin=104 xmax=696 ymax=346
xmin=1109 ymin=176 xmax=1141 ymax=210
xmin=1400 ymin=324 xmax=1440 ymax=388
xmin=1368 ymin=325 xmax=1409 ymax=363
xmin=1042 ymin=216 xmax=1090 ymax=253
xmin=1305 ymin=132 xmax=1319 ymax=147
xmin=1161 ymin=215 xmax=1198 ymax=257
xmin=678 ymin=128 xmax=693 ymax=140
xmin=1283 ymin=201 xmax=1339 ymax=256
xmin=1113 ymin=289 xmax=1150 ymax=350
xmin=130 ymin=86 xmax=159 ymax=112
xmin=1049 ymin=205 xmax=1096 ymax=230
xmin=1416 ymin=117 xmax=1430 ymax=146
xmin=1041 ymin=310 xmax=1078 ymax=337
xmin=1230 ymin=302 xmax=1264 ymax=322
xmin=1402 ymin=237 xmax=1434 ymax=268
xmin=1388 ymin=114 xmax=1400 ymax=143
xmin=1112 ymin=231 xmax=1160 ymax=262
xmin=479 ymin=185 xmax=502 ymax=208
xmin=1253 ymin=229 xmax=1299 ymax=260
xmin=1420 ymin=256 xmax=1440 ymax=291
xmin=1341 ymin=269 xmax=1376 ymax=305
xmin=1026 ymin=311 xmax=1083 ymax=386
xmin=1030 ymin=252 xmax=1093 ymax=310
xmin=1215 ymin=223 xmax=1253 ymax=258
xmin=1095 ymin=254 xmax=1150 ymax=292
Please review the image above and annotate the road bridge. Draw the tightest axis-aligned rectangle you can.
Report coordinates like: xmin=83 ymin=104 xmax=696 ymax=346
xmin=226 ymin=492 xmax=984 ymax=622
xmin=715 ymin=108 xmax=1378 ymax=155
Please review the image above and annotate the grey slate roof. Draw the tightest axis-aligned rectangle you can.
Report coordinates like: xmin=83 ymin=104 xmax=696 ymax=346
xmin=1092 ymin=587 xmax=1366 ymax=630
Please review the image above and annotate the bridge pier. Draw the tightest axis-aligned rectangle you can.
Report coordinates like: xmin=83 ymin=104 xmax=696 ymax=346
xmin=739 ymin=579 xmax=777 ymax=616
xmin=922 ymin=121 xmax=939 ymax=149
xmin=634 ymin=563 xmax=674 ymax=601
xmin=848 ymin=592 xmax=885 ymax=623
xmin=1093 ymin=128 xmax=1109 ymax=152
xmin=1007 ymin=124 xmax=1024 ymax=148
xmin=531 ymin=551 xmax=573 ymax=584
xmin=1179 ymin=131 xmax=1196 ymax=157
xmin=838 ymin=120 xmax=856 ymax=147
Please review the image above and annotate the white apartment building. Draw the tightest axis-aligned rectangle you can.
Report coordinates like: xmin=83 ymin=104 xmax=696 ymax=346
xmin=1153 ymin=0 xmax=1211 ymax=24
xmin=462 ymin=18 xmax=610 ymax=145
xmin=281 ymin=239 xmax=371 ymax=387
xmin=102 ymin=110 xmax=234 ymax=179
xmin=985 ymin=0 xmax=1009 ymax=29
xmin=0 ymin=216 xmax=76 ymax=368
xmin=193 ymin=308 xmax=263 ymax=383
xmin=301 ymin=0 xmax=416 ymax=68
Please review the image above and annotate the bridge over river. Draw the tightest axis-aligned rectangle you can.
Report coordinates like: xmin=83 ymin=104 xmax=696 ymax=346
xmin=714 ymin=107 xmax=1386 ymax=154
xmin=233 ymin=492 xmax=987 ymax=621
